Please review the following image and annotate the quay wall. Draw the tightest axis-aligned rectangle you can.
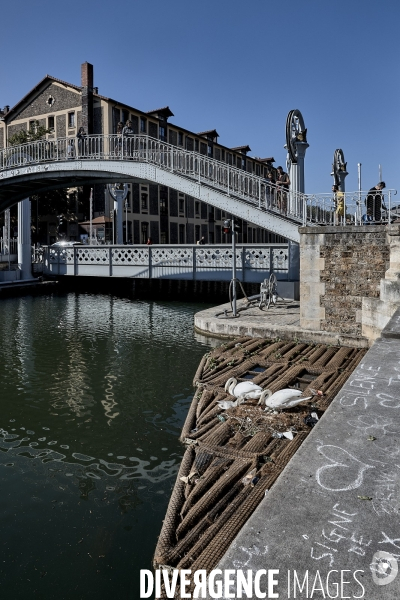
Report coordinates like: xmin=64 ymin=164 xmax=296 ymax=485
xmin=300 ymin=225 xmax=400 ymax=342
xmin=55 ymin=276 xmax=264 ymax=303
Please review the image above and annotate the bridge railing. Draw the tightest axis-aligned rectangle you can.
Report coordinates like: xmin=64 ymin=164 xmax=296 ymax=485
xmin=304 ymin=190 xmax=399 ymax=225
xmin=0 ymin=135 xmax=305 ymax=224
xmin=2 ymin=136 xmax=397 ymax=227
xmin=42 ymin=243 xmax=296 ymax=282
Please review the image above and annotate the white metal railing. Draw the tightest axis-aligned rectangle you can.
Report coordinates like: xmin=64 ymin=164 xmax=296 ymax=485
xmin=0 ymin=135 xmax=304 ymax=224
xmin=1 ymin=136 xmax=397 ymax=228
xmin=41 ymin=243 xmax=298 ymax=282
xmin=304 ymin=189 xmax=399 ymax=226
xmin=0 ymin=237 xmax=17 ymax=255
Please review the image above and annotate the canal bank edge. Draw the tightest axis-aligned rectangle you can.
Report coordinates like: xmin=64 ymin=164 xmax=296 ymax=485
xmin=194 ymin=299 xmax=370 ymax=348
xmin=205 ymin=308 xmax=400 ymax=600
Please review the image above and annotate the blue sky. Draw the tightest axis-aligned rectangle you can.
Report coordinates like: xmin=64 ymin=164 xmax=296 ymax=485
xmin=2 ymin=0 xmax=399 ymax=194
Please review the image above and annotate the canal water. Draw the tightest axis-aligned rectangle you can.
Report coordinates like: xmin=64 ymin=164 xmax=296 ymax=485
xmin=0 ymin=293 xmax=217 ymax=599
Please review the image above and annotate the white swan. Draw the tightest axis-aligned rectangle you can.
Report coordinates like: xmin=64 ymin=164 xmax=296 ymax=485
xmin=263 ymin=388 xmax=312 ymax=410
xmin=224 ymin=377 xmax=263 ymax=400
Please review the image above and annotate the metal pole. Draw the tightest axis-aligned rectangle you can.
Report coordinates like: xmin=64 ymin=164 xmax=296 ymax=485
xmin=232 ymin=218 xmax=237 ymax=317
xmin=125 ymin=199 xmax=128 ymax=244
xmin=89 ymin=188 xmax=93 ymax=244
xmin=379 ymin=164 xmax=382 ymax=182
xmin=6 ymin=209 xmax=10 ymax=271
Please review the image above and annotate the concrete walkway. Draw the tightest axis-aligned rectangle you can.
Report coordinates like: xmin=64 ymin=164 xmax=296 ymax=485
xmin=204 ymin=309 xmax=400 ymax=599
xmin=195 ymin=297 xmax=369 ymax=348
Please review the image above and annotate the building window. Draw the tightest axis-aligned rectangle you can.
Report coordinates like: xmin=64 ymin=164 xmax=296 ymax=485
xmin=48 ymin=116 xmax=55 ymax=131
xmin=179 ymin=194 xmax=185 ymax=215
xmin=255 ymin=163 xmax=260 ymax=176
xmin=179 ymin=224 xmax=185 ymax=244
xmin=160 ymin=187 xmax=168 ymax=215
xmin=140 ymin=117 xmax=146 ymax=133
xmin=195 ymin=139 xmax=199 ymax=152
xmin=178 ymin=131 xmax=183 ymax=146
xmin=195 ymin=225 xmax=200 ymax=242
xmin=141 ymin=222 xmax=148 ymax=244
xmin=29 ymin=120 xmax=38 ymax=133
xmin=160 ymin=231 xmax=167 ymax=244
xmin=159 ymin=125 xmax=166 ymax=142
xmin=209 ymin=231 xmax=214 ymax=244
xmin=68 ymin=112 xmax=75 ymax=128
xmin=122 ymin=109 xmax=129 ymax=124
xmin=141 ymin=192 xmax=148 ymax=212
xmin=113 ymin=107 xmax=121 ymax=132
xmin=207 ymin=144 xmax=213 ymax=158
xmin=195 ymin=202 xmax=200 ymax=217
xmin=241 ymin=157 xmax=246 ymax=170
xmin=221 ymin=149 xmax=225 ymax=161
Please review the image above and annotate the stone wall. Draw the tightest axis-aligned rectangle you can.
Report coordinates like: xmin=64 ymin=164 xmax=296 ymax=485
xmin=300 ymin=225 xmax=398 ymax=341
xmin=14 ymin=82 xmax=80 ymax=120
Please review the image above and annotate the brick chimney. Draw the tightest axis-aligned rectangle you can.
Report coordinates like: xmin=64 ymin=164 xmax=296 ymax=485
xmin=81 ymin=62 xmax=94 ymax=134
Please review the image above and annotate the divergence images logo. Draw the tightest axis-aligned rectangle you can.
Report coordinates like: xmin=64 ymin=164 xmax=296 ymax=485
xmin=370 ymin=551 xmax=398 ymax=586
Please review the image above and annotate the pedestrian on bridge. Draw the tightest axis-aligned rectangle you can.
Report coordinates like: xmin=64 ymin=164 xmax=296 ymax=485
xmin=77 ymin=127 xmax=87 ymax=157
xmin=366 ymin=182 xmax=386 ymax=223
xmin=332 ymin=184 xmax=345 ymax=225
xmin=276 ymin=166 xmax=290 ymax=215
xmin=265 ymin=170 xmax=275 ymax=210
xmin=116 ymin=122 xmax=124 ymax=156
xmin=122 ymin=120 xmax=135 ymax=156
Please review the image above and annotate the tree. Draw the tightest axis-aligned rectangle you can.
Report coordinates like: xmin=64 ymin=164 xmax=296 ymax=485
xmin=8 ymin=120 xmax=50 ymax=146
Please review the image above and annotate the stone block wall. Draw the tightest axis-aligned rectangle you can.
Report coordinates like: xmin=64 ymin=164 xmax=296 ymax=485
xmin=300 ymin=225 xmax=395 ymax=340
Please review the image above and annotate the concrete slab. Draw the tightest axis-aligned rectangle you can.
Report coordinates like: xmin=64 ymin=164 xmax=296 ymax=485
xmin=194 ymin=298 xmax=370 ymax=348
xmin=207 ymin=322 xmax=400 ymax=599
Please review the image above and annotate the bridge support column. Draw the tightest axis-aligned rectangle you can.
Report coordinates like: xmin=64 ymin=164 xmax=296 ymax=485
xmin=115 ymin=190 xmax=124 ymax=245
xmin=289 ymin=142 xmax=308 ymax=194
xmin=18 ymin=198 xmax=32 ymax=280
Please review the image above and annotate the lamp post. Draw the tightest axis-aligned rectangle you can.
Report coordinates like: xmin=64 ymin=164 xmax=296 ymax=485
xmin=223 ymin=218 xmax=238 ymax=317
xmin=107 ymin=183 xmax=128 ymax=245
xmin=89 ymin=188 xmax=94 ymax=244
xmin=125 ymin=198 xmax=128 ymax=244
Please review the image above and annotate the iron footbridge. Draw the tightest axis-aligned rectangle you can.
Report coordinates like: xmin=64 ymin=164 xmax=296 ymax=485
xmin=0 ymin=135 xmax=304 ymax=243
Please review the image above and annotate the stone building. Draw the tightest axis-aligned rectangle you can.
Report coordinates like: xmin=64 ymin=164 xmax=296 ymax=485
xmin=0 ymin=62 xmax=282 ymax=245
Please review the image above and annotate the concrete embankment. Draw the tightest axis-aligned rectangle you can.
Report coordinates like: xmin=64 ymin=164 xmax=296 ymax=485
xmin=194 ymin=297 xmax=369 ymax=348
xmin=0 ymin=279 xmax=58 ymax=298
xmin=206 ymin=308 xmax=400 ymax=599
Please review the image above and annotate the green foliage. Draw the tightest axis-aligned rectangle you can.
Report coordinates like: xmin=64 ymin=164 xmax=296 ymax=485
xmin=8 ymin=120 xmax=50 ymax=146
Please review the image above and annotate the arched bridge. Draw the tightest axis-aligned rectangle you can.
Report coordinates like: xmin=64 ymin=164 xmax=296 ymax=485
xmin=0 ymin=135 xmax=304 ymax=243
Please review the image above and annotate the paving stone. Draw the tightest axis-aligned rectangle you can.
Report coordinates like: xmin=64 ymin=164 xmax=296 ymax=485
xmin=205 ymin=312 xmax=400 ymax=599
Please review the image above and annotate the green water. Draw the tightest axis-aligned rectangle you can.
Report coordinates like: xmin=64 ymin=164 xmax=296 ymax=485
xmin=0 ymin=293 xmax=217 ymax=599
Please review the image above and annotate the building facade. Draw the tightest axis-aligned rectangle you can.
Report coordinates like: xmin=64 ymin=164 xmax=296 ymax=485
xmin=0 ymin=63 xmax=284 ymax=245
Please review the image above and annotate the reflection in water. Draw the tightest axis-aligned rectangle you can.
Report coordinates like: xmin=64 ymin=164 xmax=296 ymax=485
xmin=0 ymin=294 xmax=216 ymax=598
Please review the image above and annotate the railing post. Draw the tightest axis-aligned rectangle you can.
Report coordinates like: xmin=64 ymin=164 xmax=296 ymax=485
xmin=109 ymin=247 xmax=113 ymax=277
xmin=74 ymin=246 xmax=78 ymax=276
xmin=242 ymin=246 xmax=246 ymax=282
xmin=269 ymin=245 xmax=273 ymax=277
xmin=193 ymin=246 xmax=196 ymax=281
xmin=148 ymin=246 xmax=152 ymax=279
